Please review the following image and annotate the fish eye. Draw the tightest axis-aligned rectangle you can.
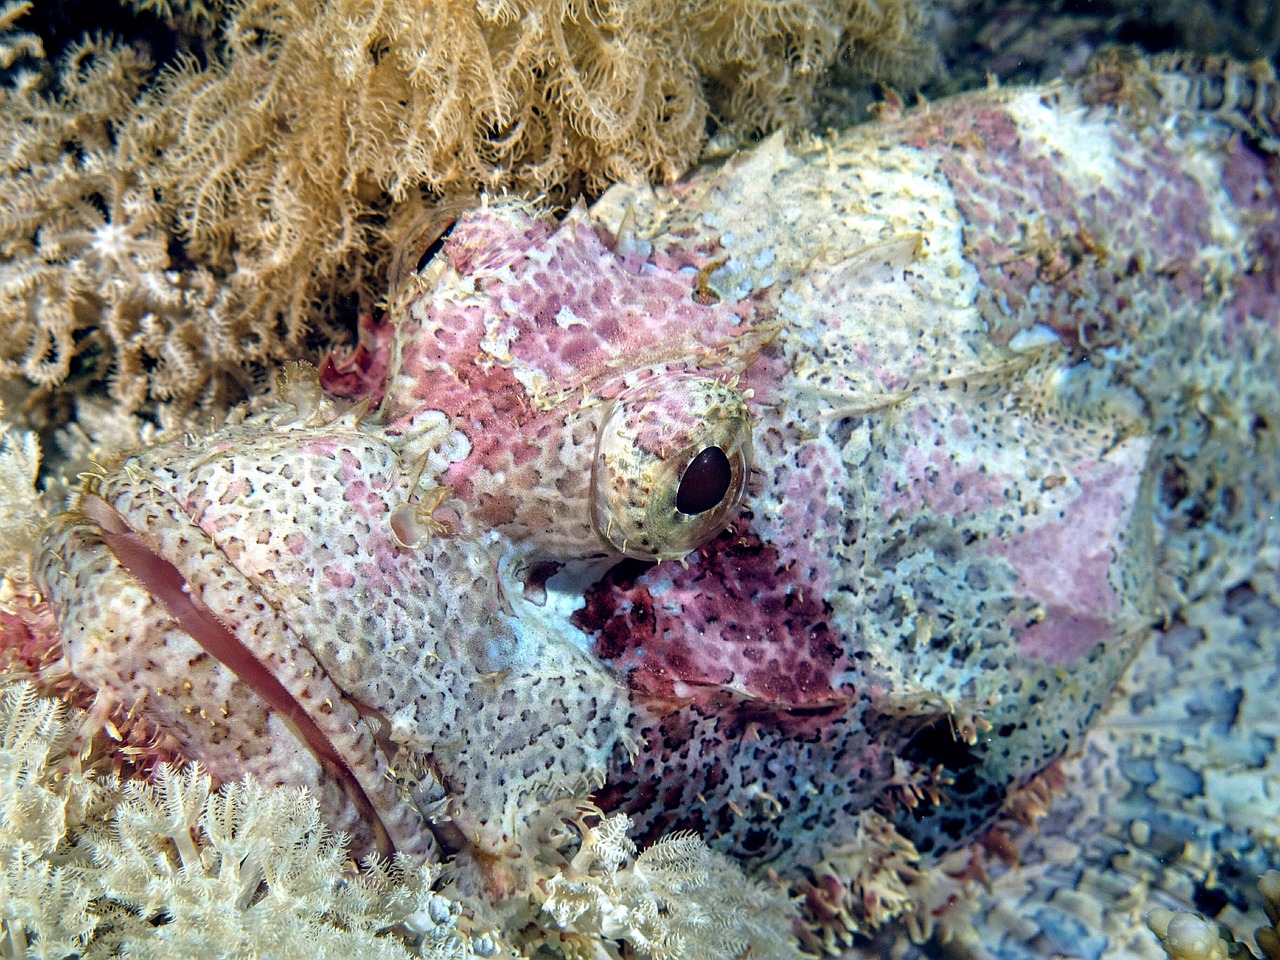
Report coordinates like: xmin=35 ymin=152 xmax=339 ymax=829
xmin=676 ymin=446 xmax=733 ymax=515
xmin=591 ymin=373 xmax=752 ymax=561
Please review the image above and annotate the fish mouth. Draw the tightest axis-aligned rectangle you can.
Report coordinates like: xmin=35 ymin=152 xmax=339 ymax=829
xmin=51 ymin=492 xmax=427 ymax=859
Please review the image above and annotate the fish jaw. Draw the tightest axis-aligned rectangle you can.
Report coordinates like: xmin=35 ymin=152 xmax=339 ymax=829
xmin=31 ymin=392 xmax=640 ymax=891
xmin=33 ymin=411 xmax=445 ymax=859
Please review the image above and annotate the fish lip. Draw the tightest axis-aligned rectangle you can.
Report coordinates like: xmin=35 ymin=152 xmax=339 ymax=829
xmin=76 ymin=492 xmax=406 ymax=857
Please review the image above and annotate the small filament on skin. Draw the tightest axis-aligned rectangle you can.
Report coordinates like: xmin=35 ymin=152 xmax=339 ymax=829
xmin=692 ymin=257 xmax=729 ymax=305
xmin=389 ymin=486 xmax=452 ymax=547
xmin=126 ymin=690 xmax=148 ymax=720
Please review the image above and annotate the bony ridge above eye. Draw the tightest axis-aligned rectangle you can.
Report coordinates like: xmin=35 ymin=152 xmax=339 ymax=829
xmin=590 ymin=372 xmax=752 ymax=561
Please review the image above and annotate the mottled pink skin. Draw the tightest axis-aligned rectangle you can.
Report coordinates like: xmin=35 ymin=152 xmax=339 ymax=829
xmin=776 ymin=442 xmax=841 ymax=603
xmin=382 ymin=207 xmax=762 ymax=499
xmin=1221 ymin=139 xmax=1280 ymax=337
xmin=451 ymin=214 xmax=747 ymax=389
xmin=902 ymin=95 xmax=1216 ymax=346
xmin=880 ymin=407 xmax=1014 ymax=519
xmin=872 ymin=406 xmax=1146 ymax=667
xmin=577 ymin=527 xmax=848 ymax=710
xmin=989 ymin=449 xmax=1147 ymax=664
xmin=170 ymin=442 xmax=430 ymax=654
xmin=630 ymin=387 xmax=722 ymax=457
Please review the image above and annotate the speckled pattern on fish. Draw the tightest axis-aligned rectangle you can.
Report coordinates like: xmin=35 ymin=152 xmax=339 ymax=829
xmin=11 ymin=57 xmax=1280 ymax=953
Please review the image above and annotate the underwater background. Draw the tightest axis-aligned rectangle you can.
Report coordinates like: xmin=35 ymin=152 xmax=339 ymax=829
xmin=0 ymin=1 xmax=1278 ymax=958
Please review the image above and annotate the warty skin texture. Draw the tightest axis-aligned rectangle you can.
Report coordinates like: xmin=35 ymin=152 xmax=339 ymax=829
xmin=18 ymin=61 xmax=1280 ymax=944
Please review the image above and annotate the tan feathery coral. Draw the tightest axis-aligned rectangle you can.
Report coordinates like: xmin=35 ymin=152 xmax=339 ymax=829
xmin=539 ymin=810 xmax=802 ymax=960
xmin=0 ymin=30 xmax=251 ymax=424
xmin=0 ymin=678 xmax=805 ymax=959
xmin=0 ymin=401 xmax=42 ymax=579
xmin=145 ymin=0 xmax=938 ymax=385
xmin=0 ymin=2 xmax=39 ymax=68
xmin=693 ymin=0 xmax=939 ymax=136
xmin=0 ymin=0 xmax=935 ymax=426
xmin=0 ymin=678 xmax=513 ymax=959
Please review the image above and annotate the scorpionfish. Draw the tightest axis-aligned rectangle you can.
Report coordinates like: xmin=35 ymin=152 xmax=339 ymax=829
xmin=14 ymin=55 xmax=1280 ymax=948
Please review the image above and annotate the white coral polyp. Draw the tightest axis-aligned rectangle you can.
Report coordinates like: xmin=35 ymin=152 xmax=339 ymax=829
xmin=540 ymin=813 xmax=801 ymax=960
xmin=90 ymin=221 xmax=132 ymax=263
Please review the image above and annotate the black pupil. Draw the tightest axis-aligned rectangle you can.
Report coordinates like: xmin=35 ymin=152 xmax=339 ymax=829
xmin=676 ymin=446 xmax=733 ymax=515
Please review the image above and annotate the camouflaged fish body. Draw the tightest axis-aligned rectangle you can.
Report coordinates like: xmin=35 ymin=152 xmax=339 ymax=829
xmin=25 ymin=58 xmax=1280 ymax=939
